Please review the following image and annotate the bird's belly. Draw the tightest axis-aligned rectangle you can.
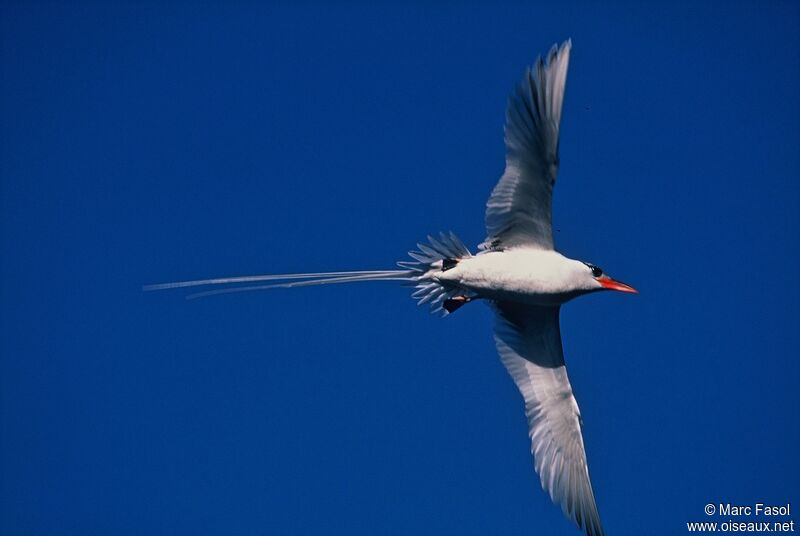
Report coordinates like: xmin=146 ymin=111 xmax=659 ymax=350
xmin=459 ymin=276 xmax=576 ymax=306
xmin=440 ymin=251 xmax=580 ymax=306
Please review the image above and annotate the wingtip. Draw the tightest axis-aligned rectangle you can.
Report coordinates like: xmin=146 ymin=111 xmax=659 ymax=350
xmin=555 ymin=38 xmax=572 ymax=61
xmin=528 ymin=39 xmax=572 ymax=75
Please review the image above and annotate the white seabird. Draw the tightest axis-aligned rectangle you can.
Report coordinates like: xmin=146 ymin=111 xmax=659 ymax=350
xmin=147 ymin=39 xmax=637 ymax=536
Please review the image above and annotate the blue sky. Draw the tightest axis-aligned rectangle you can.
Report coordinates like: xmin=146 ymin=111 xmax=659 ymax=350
xmin=1 ymin=2 xmax=798 ymax=535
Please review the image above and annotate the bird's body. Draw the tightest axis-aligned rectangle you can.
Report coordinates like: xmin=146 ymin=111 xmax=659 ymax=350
xmin=147 ymin=40 xmax=637 ymax=536
xmin=438 ymin=249 xmax=595 ymax=306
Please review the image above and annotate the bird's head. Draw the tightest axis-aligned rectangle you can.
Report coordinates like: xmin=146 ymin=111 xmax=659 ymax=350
xmin=581 ymin=262 xmax=638 ymax=294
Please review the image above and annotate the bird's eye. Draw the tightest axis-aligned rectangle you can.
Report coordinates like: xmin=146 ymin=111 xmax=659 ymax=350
xmin=582 ymin=261 xmax=604 ymax=277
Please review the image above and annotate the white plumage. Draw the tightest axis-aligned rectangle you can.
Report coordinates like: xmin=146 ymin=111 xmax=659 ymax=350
xmin=494 ymin=302 xmax=602 ymax=536
xmin=147 ymin=39 xmax=637 ymax=536
xmin=483 ymin=40 xmax=571 ymax=252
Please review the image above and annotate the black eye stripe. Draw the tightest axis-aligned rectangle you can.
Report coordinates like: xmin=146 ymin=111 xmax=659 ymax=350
xmin=583 ymin=262 xmax=603 ymax=278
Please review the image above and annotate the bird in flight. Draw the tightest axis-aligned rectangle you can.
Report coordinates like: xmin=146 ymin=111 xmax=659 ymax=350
xmin=146 ymin=39 xmax=636 ymax=536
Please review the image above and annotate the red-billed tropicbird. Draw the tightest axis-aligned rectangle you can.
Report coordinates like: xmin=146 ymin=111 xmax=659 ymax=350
xmin=146 ymin=39 xmax=637 ymax=536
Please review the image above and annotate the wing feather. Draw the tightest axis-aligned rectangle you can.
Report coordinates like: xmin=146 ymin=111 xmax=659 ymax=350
xmin=482 ymin=40 xmax=571 ymax=251
xmin=493 ymin=302 xmax=603 ymax=536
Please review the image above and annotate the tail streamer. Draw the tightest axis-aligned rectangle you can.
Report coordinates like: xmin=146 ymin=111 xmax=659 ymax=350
xmin=144 ymin=232 xmax=473 ymax=315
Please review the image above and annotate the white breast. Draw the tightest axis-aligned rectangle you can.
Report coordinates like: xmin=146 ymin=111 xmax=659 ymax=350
xmin=438 ymin=249 xmax=586 ymax=305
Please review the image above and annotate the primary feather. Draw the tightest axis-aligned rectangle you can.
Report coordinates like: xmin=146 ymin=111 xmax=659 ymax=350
xmin=482 ymin=39 xmax=571 ymax=252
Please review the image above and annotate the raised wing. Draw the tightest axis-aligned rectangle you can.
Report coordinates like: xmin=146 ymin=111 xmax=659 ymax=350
xmin=482 ymin=40 xmax=571 ymax=251
xmin=493 ymin=302 xmax=603 ymax=536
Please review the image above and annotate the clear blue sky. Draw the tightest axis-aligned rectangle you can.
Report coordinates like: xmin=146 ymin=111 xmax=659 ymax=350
xmin=2 ymin=2 xmax=798 ymax=535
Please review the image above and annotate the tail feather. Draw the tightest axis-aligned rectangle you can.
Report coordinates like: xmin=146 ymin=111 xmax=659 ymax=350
xmin=144 ymin=231 xmax=474 ymax=316
xmin=185 ymin=272 xmax=412 ymax=300
xmin=143 ymin=270 xmax=404 ymax=292
xmin=401 ymin=232 xmax=473 ymax=316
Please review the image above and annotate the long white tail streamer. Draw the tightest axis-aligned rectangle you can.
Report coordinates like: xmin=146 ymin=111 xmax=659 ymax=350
xmin=185 ymin=272 xmax=413 ymax=300
xmin=143 ymin=270 xmax=403 ymax=291
xmin=144 ymin=232 xmax=473 ymax=315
